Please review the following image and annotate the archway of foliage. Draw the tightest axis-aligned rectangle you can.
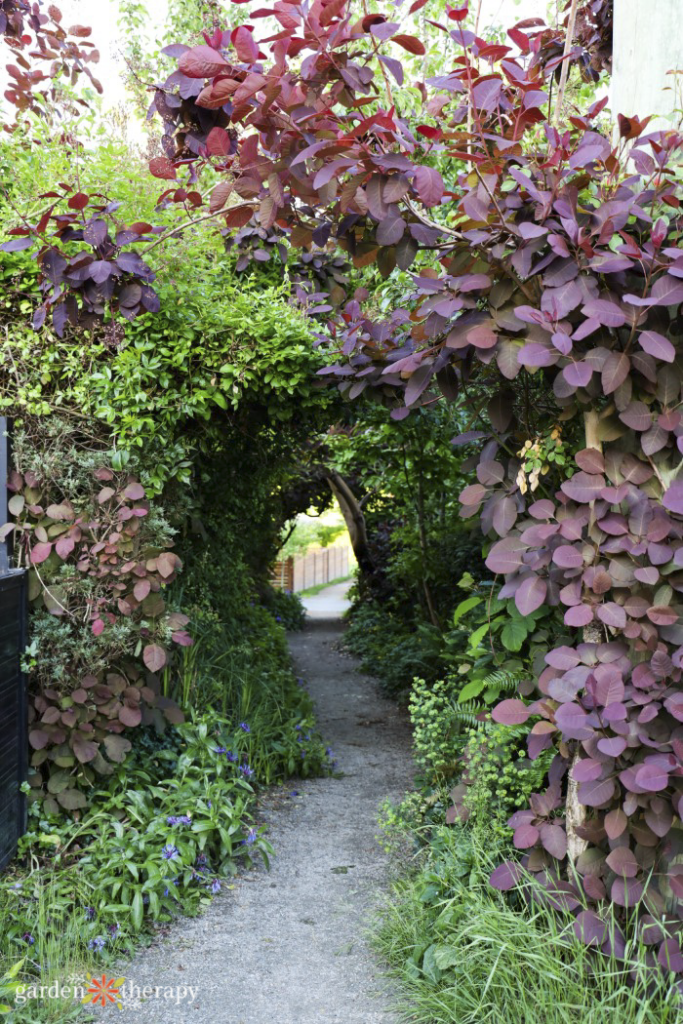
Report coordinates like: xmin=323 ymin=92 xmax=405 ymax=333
xmin=0 ymin=125 xmax=337 ymax=814
xmin=3 ymin=0 xmax=683 ymax=980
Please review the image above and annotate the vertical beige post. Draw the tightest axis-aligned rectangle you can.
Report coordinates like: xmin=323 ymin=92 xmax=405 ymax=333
xmin=611 ymin=0 xmax=683 ymax=130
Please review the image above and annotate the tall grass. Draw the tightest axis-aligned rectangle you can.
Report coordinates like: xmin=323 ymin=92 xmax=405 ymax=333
xmin=0 ymin=872 xmax=110 ymax=1023
xmin=160 ymin=608 xmax=323 ymax=784
xmin=373 ymin=828 xmax=681 ymax=1024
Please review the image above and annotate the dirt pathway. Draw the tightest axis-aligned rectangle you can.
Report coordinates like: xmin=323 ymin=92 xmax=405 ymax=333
xmin=113 ymin=611 xmax=413 ymax=1024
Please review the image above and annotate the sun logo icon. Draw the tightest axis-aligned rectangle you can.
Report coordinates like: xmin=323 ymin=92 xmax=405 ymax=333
xmin=82 ymin=973 xmax=125 ymax=1010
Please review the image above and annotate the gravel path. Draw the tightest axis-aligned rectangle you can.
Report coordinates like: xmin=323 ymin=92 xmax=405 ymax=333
xmin=113 ymin=611 xmax=413 ymax=1024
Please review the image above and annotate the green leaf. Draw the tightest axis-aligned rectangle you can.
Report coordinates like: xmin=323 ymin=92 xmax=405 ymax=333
xmin=457 ymin=678 xmax=486 ymax=702
xmin=452 ymin=595 xmax=482 ymax=625
xmin=131 ymin=890 xmax=144 ymax=931
xmin=434 ymin=945 xmax=459 ymax=970
xmin=467 ymin=622 xmax=490 ymax=651
xmin=501 ymin=619 xmax=528 ymax=652
xmin=421 ymin=944 xmax=442 ymax=984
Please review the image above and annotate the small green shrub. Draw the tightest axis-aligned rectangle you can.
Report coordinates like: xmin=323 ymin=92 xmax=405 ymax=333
xmin=460 ymin=725 xmax=554 ymax=836
xmin=344 ymin=599 xmax=444 ymax=697
xmin=260 ymin=587 xmax=306 ymax=632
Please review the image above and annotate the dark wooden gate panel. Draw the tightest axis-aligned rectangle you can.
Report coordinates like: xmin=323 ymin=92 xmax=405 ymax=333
xmin=0 ymin=570 xmax=27 ymax=871
xmin=0 ymin=418 xmax=28 ymax=871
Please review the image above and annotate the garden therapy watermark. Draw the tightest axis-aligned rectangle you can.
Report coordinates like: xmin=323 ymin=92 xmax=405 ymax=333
xmin=13 ymin=974 xmax=200 ymax=1010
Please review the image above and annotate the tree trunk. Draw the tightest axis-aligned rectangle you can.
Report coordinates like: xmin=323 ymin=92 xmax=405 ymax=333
xmin=553 ymin=0 xmax=579 ymax=125
xmin=566 ymin=410 xmax=603 ymax=863
xmin=416 ymin=472 xmax=440 ymax=629
xmin=325 ymin=473 xmax=374 ymax=576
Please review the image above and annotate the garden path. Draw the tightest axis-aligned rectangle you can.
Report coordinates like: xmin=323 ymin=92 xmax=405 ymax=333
xmin=113 ymin=594 xmax=413 ymax=1024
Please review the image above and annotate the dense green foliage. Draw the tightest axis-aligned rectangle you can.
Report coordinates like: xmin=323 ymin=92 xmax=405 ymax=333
xmin=336 ymin=405 xmax=489 ymax=697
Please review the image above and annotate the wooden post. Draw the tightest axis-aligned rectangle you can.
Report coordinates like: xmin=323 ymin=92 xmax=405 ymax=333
xmin=566 ymin=411 xmax=603 ymax=863
xmin=612 ymin=0 xmax=683 ymax=131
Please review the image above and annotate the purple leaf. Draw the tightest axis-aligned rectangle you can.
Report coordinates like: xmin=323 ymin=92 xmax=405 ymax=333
xmin=596 ymin=602 xmax=626 ymax=629
xmin=518 ymin=343 xmax=558 ymax=368
xmin=492 ymin=699 xmax=530 ymax=725
xmin=472 ymin=77 xmax=503 ymax=111
xmin=574 ymin=910 xmax=608 ymax=947
xmin=597 ymin=736 xmax=627 ymax=757
xmin=602 ymin=352 xmax=630 ymax=394
xmin=540 ymin=823 xmax=567 ymax=860
xmin=578 ymin=776 xmax=615 ymax=806
xmin=413 ymin=166 xmax=444 ymax=208
xmin=555 ymin=702 xmax=592 ymax=740
xmin=611 ymin=876 xmax=643 ymax=908
xmin=379 ymin=55 xmax=404 ymax=86
xmin=561 ymin=472 xmax=605 ymax=502
xmin=514 ymin=824 xmax=539 ymax=848
xmin=489 ymin=861 xmax=523 ymax=891
xmin=564 ymin=605 xmax=594 ymax=627
xmin=485 ymin=537 xmax=527 ymax=574
xmin=376 ymin=210 xmax=406 ymax=246
xmin=0 ymin=236 xmax=34 ymax=252
xmin=638 ymin=330 xmax=675 ymax=363
xmin=581 ymin=299 xmax=626 ymax=327
xmin=658 ymin=938 xmax=683 ymax=972
xmin=514 ymin=576 xmax=547 ymax=615
xmin=545 ymin=646 xmax=580 ymax=670
xmin=562 ymin=361 xmax=592 ymax=388
xmin=635 ymin=763 xmax=669 ymax=792
xmin=662 ymin=481 xmax=683 ymax=515
xmin=404 ymin=363 xmax=433 ymax=406
xmin=84 ymin=219 xmax=108 ymax=247
xmin=552 ymin=545 xmax=584 ymax=568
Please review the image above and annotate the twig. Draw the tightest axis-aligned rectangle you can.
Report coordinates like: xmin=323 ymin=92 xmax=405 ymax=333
xmin=554 ymin=0 xmax=579 ymax=125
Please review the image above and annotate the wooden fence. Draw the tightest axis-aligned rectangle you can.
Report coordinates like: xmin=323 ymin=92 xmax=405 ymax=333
xmin=270 ymin=545 xmax=351 ymax=593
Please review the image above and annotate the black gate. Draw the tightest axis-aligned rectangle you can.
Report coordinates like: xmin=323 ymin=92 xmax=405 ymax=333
xmin=0 ymin=417 xmax=27 ymax=871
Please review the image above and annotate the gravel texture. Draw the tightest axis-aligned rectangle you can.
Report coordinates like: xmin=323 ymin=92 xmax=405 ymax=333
xmin=112 ymin=609 xmax=413 ymax=1024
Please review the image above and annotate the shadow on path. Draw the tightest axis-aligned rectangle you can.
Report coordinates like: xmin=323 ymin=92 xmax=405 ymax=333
xmin=113 ymin=594 xmax=413 ymax=1024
